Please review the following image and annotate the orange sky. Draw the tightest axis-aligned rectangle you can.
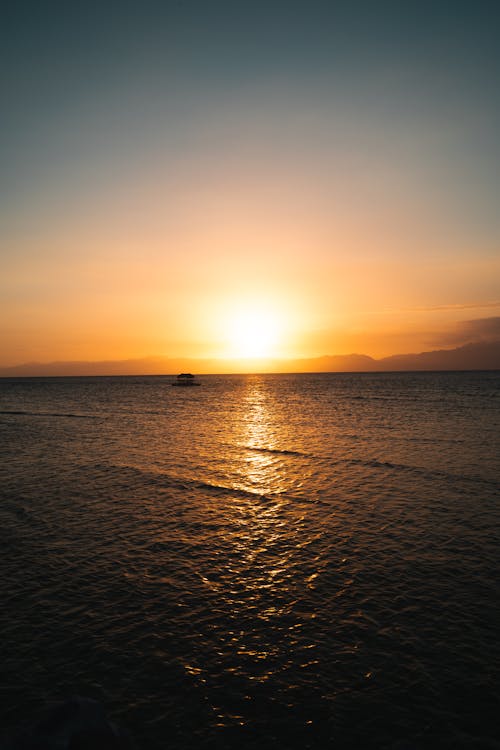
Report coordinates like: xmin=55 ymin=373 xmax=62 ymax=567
xmin=2 ymin=3 xmax=500 ymax=370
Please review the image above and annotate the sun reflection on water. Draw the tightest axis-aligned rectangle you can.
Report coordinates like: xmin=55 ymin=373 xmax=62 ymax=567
xmin=173 ymin=376 xmax=327 ymax=732
xmin=232 ymin=378 xmax=289 ymax=497
xmin=208 ymin=377 xmax=318 ymax=699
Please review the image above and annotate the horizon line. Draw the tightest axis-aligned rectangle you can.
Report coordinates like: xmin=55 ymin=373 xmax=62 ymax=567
xmin=1 ymin=339 xmax=499 ymax=377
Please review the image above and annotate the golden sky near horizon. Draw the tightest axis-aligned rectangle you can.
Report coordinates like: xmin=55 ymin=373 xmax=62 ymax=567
xmin=2 ymin=2 xmax=500 ymax=368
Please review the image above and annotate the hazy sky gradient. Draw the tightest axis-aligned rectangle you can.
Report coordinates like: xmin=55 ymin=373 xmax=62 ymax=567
xmin=2 ymin=0 xmax=499 ymax=366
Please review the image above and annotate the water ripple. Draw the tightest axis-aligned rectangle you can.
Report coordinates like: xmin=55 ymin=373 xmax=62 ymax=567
xmin=0 ymin=372 xmax=499 ymax=749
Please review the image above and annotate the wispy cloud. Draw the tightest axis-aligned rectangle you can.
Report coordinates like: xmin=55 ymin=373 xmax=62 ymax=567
xmin=409 ymin=301 xmax=500 ymax=313
xmin=430 ymin=316 xmax=500 ymax=347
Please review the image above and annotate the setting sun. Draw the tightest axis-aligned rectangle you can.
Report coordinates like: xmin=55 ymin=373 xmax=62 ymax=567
xmin=226 ymin=308 xmax=281 ymax=359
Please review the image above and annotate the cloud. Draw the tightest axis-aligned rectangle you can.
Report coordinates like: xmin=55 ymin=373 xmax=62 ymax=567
xmin=430 ymin=316 xmax=500 ymax=347
xmin=409 ymin=301 xmax=500 ymax=313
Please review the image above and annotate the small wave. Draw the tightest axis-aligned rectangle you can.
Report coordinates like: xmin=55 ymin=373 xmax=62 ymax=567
xmin=193 ymin=478 xmax=270 ymax=501
xmin=0 ymin=409 xmax=97 ymax=419
xmin=190 ymin=477 xmax=325 ymax=507
xmin=85 ymin=460 xmax=322 ymax=509
xmin=347 ymin=458 xmax=405 ymax=471
xmin=351 ymin=395 xmax=395 ymax=401
xmin=244 ymin=445 xmax=306 ymax=457
xmin=90 ymin=461 xmax=276 ymax=503
xmin=345 ymin=457 xmax=500 ymax=489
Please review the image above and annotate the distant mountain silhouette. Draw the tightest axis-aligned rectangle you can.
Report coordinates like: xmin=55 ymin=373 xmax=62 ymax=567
xmin=375 ymin=340 xmax=500 ymax=371
xmin=311 ymin=340 xmax=500 ymax=372
xmin=0 ymin=340 xmax=499 ymax=376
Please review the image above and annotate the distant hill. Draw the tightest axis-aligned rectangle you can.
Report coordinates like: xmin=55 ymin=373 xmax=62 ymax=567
xmin=0 ymin=356 xmax=191 ymax=377
xmin=0 ymin=340 xmax=499 ymax=376
xmin=376 ymin=340 xmax=500 ymax=371
xmin=280 ymin=340 xmax=500 ymax=373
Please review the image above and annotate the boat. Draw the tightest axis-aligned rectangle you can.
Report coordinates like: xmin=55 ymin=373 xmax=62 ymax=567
xmin=172 ymin=373 xmax=200 ymax=386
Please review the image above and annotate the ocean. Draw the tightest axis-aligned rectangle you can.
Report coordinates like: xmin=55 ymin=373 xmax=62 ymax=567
xmin=1 ymin=371 xmax=499 ymax=749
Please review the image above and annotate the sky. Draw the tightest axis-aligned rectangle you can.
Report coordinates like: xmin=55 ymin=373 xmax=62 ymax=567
xmin=2 ymin=0 xmax=500 ymax=368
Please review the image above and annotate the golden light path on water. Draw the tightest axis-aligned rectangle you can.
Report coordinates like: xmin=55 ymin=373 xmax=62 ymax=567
xmin=183 ymin=377 xmax=324 ymax=730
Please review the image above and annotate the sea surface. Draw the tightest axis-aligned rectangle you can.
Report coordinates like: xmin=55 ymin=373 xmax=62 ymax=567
xmin=1 ymin=372 xmax=499 ymax=749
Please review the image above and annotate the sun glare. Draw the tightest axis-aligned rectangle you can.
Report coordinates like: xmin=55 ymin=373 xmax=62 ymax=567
xmin=227 ymin=308 xmax=280 ymax=359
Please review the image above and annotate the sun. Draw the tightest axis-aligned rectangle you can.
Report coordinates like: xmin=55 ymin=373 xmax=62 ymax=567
xmin=227 ymin=308 xmax=280 ymax=359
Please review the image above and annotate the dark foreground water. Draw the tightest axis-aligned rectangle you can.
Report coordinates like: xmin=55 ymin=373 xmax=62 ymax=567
xmin=1 ymin=372 xmax=499 ymax=749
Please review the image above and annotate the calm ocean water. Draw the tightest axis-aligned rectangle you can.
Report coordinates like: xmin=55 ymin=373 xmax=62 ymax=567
xmin=1 ymin=372 xmax=499 ymax=749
